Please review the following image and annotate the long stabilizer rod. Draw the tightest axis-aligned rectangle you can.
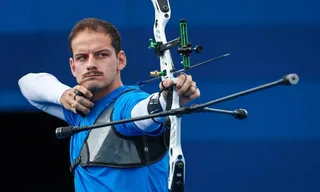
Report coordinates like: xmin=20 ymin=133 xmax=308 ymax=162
xmin=55 ymin=73 xmax=299 ymax=139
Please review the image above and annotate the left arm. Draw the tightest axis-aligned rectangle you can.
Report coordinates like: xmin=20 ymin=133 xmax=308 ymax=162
xmin=130 ymin=73 xmax=200 ymax=133
xmin=130 ymin=92 xmax=168 ymax=133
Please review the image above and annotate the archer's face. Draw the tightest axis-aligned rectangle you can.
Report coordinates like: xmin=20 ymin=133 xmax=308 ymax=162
xmin=69 ymin=29 xmax=126 ymax=93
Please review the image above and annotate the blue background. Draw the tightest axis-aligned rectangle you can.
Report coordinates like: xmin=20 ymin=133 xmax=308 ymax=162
xmin=1 ymin=0 xmax=319 ymax=191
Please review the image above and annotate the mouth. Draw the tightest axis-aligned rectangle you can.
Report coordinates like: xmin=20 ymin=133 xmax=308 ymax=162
xmin=84 ymin=74 xmax=102 ymax=78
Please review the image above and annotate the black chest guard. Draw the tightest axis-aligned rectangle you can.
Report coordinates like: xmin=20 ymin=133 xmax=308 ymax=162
xmin=70 ymin=90 xmax=170 ymax=173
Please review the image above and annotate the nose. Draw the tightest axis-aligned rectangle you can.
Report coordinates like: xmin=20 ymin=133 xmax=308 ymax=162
xmin=86 ymin=56 xmax=98 ymax=71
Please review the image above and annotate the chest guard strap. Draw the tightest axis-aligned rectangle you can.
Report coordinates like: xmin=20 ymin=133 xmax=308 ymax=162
xmin=70 ymin=90 xmax=170 ymax=173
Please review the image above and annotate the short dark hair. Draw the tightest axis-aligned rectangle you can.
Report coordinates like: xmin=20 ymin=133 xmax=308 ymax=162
xmin=68 ymin=18 xmax=121 ymax=55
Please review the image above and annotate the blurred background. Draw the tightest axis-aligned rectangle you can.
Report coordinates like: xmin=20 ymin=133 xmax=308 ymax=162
xmin=1 ymin=0 xmax=319 ymax=191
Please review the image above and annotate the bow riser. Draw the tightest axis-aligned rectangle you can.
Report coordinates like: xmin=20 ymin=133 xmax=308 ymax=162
xmin=151 ymin=0 xmax=185 ymax=191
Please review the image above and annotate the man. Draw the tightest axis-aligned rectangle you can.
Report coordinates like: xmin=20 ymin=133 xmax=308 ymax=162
xmin=18 ymin=18 xmax=200 ymax=192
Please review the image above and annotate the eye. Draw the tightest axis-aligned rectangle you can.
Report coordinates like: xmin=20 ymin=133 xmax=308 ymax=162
xmin=98 ymin=52 xmax=108 ymax=57
xmin=76 ymin=55 xmax=87 ymax=61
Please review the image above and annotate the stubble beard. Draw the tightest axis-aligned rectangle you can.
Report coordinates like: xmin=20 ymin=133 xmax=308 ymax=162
xmin=85 ymin=80 xmax=107 ymax=93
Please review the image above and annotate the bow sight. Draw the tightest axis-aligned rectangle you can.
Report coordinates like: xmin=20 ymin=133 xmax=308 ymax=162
xmin=149 ymin=19 xmax=203 ymax=77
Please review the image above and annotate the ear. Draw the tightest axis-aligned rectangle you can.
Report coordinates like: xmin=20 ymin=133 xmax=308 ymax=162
xmin=117 ymin=50 xmax=127 ymax=71
xmin=69 ymin=57 xmax=77 ymax=78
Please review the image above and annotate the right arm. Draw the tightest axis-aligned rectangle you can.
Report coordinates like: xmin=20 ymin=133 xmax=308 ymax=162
xmin=18 ymin=73 xmax=71 ymax=121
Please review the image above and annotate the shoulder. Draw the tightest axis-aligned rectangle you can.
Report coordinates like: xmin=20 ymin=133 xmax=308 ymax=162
xmin=112 ymin=86 xmax=152 ymax=136
xmin=115 ymin=86 xmax=150 ymax=107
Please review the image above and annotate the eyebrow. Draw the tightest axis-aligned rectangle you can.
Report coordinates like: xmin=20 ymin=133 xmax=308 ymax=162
xmin=74 ymin=48 xmax=112 ymax=57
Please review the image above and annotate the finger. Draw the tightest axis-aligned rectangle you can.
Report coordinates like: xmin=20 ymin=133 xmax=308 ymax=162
xmin=159 ymin=80 xmax=173 ymax=90
xmin=76 ymin=96 xmax=94 ymax=109
xmin=181 ymin=83 xmax=198 ymax=97
xmin=74 ymin=85 xmax=93 ymax=99
xmin=177 ymin=75 xmax=192 ymax=95
xmin=62 ymin=89 xmax=78 ymax=112
xmin=187 ymin=87 xmax=201 ymax=100
xmin=70 ymin=100 xmax=91 ymax=115
xmin=176 ymin=72 xmax=188 ymax=89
